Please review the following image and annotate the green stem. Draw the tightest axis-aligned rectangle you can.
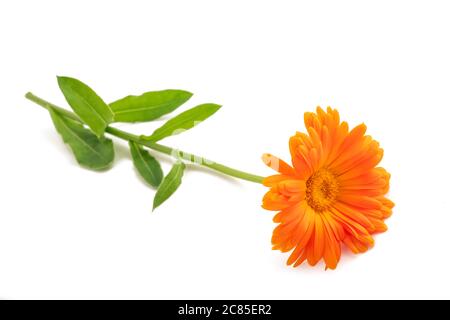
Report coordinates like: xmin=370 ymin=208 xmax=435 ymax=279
xmin=25 ymin=92 xmax=264 ymax=184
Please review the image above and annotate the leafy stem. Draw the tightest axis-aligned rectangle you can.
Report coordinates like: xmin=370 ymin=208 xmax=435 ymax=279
xmin=25 ymin=92 xmax=264 ymax=184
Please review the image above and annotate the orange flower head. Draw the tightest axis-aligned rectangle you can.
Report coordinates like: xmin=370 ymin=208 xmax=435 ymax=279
xmin=262 ymin=107 xmax=394 ymax=270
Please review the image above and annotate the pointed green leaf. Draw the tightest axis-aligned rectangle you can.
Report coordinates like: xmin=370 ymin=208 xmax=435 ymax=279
xmin=143 ymin=103 xmax=221 ymax=142
xmin=57 ymin=76 xmax=113 ymax=137
xmin=110 ymin=90 xmax=193 ymax=123
xmin=129 ymin=141 xmax=163 ymax=188
xmin=49 ymin=109 xmax=114 ymax=170
xmin=153 ymin=161 xmax=185 ymax=211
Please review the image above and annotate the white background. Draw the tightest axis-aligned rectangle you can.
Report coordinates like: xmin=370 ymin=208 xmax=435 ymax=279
xmin=0 ymin=0 xmax=449 ymax=299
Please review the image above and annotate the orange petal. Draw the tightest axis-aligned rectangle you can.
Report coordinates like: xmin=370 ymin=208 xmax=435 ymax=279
xmin=262 ymin=153 xmax=297 ymax=176
xmin=337 ymin=195 xmax=382 ymax=210
xmin=313 ymin=214 xmax=325 ymax=263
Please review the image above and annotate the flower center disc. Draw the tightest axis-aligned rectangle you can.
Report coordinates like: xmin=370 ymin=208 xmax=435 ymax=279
xmin=306 ymin=168 xmax=339 ymax=212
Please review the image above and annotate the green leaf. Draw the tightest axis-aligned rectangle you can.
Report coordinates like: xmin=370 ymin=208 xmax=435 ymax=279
xmin=153 ymin=161 xmax=185 ymax=211
xmin=110 ymin=90 xmax=193 ymax=123
xmin=57 ymin=76 xmax=114 ymax=137
xmin=129 ymin=141 xmax=163 ymax=188
xmin=143 ymin=103 xmax=221 ymax=142
xmin=49 ymin=109 xmax=114 ymax=170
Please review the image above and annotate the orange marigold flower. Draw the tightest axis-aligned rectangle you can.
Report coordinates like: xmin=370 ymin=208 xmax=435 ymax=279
xmin=262 ymin=107 xmax=394 ymax=270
